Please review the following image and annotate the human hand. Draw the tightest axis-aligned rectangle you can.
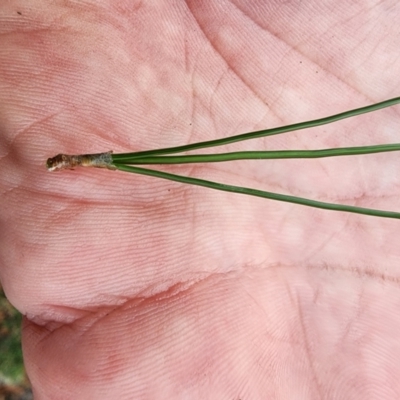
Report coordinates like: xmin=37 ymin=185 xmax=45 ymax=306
xmin=1 ymin=1 xmax=400 ymax=398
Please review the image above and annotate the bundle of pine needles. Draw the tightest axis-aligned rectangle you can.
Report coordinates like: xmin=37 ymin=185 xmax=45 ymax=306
xmin=47 ymin=97 xmax=400 ymax=220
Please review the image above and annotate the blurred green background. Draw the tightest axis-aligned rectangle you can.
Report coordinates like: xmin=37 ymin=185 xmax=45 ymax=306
xmin=0 ymin=285 xmax=31 ymax=400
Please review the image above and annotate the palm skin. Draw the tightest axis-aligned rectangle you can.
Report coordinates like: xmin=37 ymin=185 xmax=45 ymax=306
xmin=1 ymin=1 xmax=400 ymax=398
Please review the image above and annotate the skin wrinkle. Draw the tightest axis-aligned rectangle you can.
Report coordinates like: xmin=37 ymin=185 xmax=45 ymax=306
xmin=33 ymin=309 xmax=101 ymax=346
xmin=200 ymin=4 xmax=325 ymax=109
xmin=5 ymin=112 xmax=62 ymax=156
xmin=301 ymin=225 xmax=346 ymax=263
xmin=181 ymin=23 xmax=201 ymax=150
xmin=211 ymin=69 xmax=255 ymax=138
xmin=313 ymin=261 xmax=400 ymax=287
xmin=295 ymin=292 xmax=324 ymax=398
xmin=47 ymin=273 xmax=209 ymax=330
xmin=186 ymin=3 xmax=266 ymax=106
xmin=207 ymin=70 xmax=225 ymax=130
xmin=231 ymin=0 xmax=330 ymax=80
xmin=231 ymin=2 xmax=379 ymax=102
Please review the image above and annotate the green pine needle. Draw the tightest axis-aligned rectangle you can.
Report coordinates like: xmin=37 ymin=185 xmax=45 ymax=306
xmin=114 ymin=163 xmax=400 ymax=220
xmin=112 ymin=143 xmax=400 ymax=165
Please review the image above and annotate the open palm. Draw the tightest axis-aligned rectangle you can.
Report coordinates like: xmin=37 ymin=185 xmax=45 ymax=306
xmin=1 ymin=1 xmax=400 ymax=398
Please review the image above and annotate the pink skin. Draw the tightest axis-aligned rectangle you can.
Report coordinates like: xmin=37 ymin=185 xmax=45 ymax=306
xmin=1 ymin=1 xmax=400 ymax=398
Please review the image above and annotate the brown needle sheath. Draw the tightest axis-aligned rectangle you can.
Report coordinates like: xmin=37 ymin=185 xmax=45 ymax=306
xmin=46 ymin=151 xmax=116 ymax=171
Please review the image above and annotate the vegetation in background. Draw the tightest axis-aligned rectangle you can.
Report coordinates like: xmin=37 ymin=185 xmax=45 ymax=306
xmin=0 ymin=286 xmax=31 ymax=399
